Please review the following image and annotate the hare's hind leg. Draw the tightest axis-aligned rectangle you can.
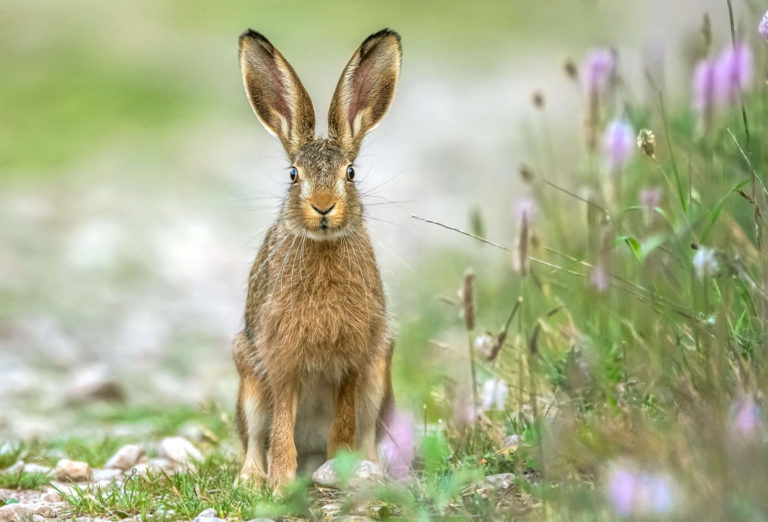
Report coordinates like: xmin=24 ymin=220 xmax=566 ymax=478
xmin=234 ymin=333 xmax=270 ymax=486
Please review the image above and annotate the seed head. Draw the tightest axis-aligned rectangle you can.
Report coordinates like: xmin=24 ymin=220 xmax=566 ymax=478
xmin=518 ymin=163 xmax=535 ymax=184
xmin=564 ymin=57 xmax=579 ymax=81
xmin=636 ymin=129 xmax=656 ymax=158
xmin=462 ymin=270 xmax=475 ymax=331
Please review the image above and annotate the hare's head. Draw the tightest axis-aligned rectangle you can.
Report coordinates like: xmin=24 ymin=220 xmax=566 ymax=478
xmin=239 ymin=29 xmax=401 ymax=241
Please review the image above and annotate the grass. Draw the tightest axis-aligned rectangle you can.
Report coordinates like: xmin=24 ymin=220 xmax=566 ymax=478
xmin=0 ymin=472 xmax=50 ymax=491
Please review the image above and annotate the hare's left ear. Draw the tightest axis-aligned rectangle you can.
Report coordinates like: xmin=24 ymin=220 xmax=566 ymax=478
xmin=328 ymin=29 xmax=402 ymax=158
xmin=239 ymin=30 xmax=315 ymax=159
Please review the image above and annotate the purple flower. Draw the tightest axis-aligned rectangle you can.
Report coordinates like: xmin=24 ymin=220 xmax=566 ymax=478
xmin=714 ymin=42 xmax=754 ymax=105
xmin=381 ymin=409 xmax=415 ymax=479
xmin=590 ymin=263 xmax=608 ymax=292
xmin=606 ymin=464 xmax=677 ymax=517
xmin=693 ymin=59 xmax=716 ymax=114
xmin=602 ymin=118 xmax=635 ymax=171
xmin=759 ymin=10 xmax=768 ymax=41
xmin=731 ymin=397 xmax=762 ymax=439
xmin=607 ymin=468 xmax=637 ymax=517
xmin=585 ymin=49 xmax=615 ymax=95
xmin=514 ymin=197 xmax=536 ymax=225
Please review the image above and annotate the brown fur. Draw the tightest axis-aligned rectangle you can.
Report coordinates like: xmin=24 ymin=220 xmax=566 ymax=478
xmin=233 ymin=29 xmax=402 ymax=488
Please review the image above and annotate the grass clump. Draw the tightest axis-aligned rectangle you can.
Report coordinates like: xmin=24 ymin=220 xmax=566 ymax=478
xmin=0 ymin=472 xmax=50 ymax=490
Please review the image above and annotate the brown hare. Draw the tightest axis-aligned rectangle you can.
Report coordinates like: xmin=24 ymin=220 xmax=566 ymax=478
xmin=232 ymin=28 xmax=401 ymax=488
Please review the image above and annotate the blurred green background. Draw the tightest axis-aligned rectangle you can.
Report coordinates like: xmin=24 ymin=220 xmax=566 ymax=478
xmin=0 ymin=0 xmax=731 ymax=438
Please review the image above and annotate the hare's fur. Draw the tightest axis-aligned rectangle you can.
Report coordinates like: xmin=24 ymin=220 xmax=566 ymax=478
xmin=233 ymin=29 xmax=401 ymax=487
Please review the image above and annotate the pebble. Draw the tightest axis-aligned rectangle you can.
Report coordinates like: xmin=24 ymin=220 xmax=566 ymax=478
xmin=193 ymin=508 xmax=225 ymax=522
xmin=158 ymin=437 xmax=203 ymax=466
xmin=312 ymin=459 xmax=383 ymax=488
xmin=104 ymin=444 xmax=145 ymax=470
xmin=91 ymin=468 xmax=122 ymax=483
xmin=0 ymin=504 xmax=31 ymax=522
xmin=55 ymin=459 xmax=92 ymax=482
xmin=471 ymin=472 xmax=516 ymax=499
xmin=41 ymin=489 xmax=62 ymax=503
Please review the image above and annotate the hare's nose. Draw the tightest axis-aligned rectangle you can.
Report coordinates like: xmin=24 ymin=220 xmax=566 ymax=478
xmin=311 ymin=203 xmax=336 ymax=216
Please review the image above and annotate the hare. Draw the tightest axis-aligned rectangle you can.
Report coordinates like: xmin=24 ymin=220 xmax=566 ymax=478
xmin=232 ymin=28 xmax=401 ymax=488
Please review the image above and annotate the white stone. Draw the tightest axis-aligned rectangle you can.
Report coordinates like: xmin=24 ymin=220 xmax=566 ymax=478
xmin=104 ymin=444 xmax=145 ymax=470
xmin=157 ymin=437 xmax=203 ymax=465
xmin=312 ymin=459 xmax=383 ymax=488
xmin=193 ymin=508 xmax=225 ymax=522
xmin=91 ymin=468 xmax=122 ymax=483
xmin=55 ymin=459 xmax=91 ymax=482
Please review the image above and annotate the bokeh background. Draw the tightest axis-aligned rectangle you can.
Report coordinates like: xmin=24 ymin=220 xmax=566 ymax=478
xmin=0 ymin=0 xmax=740 ymax=439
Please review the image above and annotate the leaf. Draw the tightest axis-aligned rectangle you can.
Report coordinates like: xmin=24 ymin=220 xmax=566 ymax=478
xmin=700 ymin=178 xmax=750 ymax=242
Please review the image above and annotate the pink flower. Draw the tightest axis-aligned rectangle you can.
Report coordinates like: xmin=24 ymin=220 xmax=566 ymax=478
xmin=602 ymin=118 xmax=635 ymax=171
xmin=693 ymin=59 xmax=716 ymax=114
xmin=381 ymin=409 xmax=415 ymax=479
xmin=585 ymin=49 xmax=615 ymax=95
xmin=714 ymin=42 xmax=753 ymax=106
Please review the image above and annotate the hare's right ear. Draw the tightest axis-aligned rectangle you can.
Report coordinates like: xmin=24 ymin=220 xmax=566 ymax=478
xmin=239 ymin=30 xmax=315 ymax=159
xmin=328 ymin=29 xmax=402 ymax=158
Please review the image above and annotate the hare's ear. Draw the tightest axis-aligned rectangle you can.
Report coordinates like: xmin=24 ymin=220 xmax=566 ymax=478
xmin=328 ymin=29 xmax=401 ymax=157
xmin=239 ymin=30 xmax=315 ymax=159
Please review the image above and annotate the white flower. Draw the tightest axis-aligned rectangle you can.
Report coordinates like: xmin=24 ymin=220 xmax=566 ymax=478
xmin=474 ymin=333 xmax=494 ymax=356
xmin=481 ymin=378 xmax=509 ymax=411
xmin=693 ymin=247 xmax=719 ymax=279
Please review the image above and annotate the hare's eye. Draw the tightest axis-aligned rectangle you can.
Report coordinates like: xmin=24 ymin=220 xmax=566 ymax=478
xmin=346 ymin=165 xmax=355 ymax=181
xmin=289 ymin=167 xmax=298 ymax=183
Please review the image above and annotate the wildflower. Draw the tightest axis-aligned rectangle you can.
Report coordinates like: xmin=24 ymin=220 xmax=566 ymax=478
xmin=760 ymin=10 xmax=768 ymax=42
xmin=692 ymin=247 xmax=719 ymax=279
xmin=606 ymin=464 xmax=676 ymax=517
xmin=692 ymin=59 xmax=716 ymax=134
xmin=602 ymin=118 xmax=635 ymax=172
xmin=585 ymin=49 xmax=615 ymax=95
xmin=714 ymin=42 xmax=753 ymax=106
xmin=381 ymin=409 xmax=415 ymax=479
xmin=474 ymin=333 xmax=495 ymax=360
xmin=636 ymin=129 xmax=656 ymax=158
xmin=590 ymin=262 xmax=608 ymax=292
xmin=481 ymin=378 xmax=509 ymax=411
xmin=730 ymin=397 xmax=762 ymax=439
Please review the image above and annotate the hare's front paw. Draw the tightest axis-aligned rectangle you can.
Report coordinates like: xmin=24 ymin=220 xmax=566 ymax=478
xmin=237 ymin=462 xmax=266 ymax=488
